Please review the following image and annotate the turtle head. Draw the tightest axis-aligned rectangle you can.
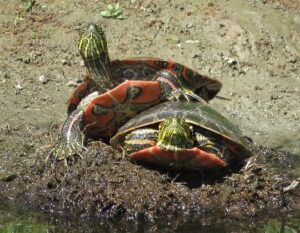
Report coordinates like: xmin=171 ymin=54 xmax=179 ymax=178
xmin=78 ymin=23 xmax=115 ymax=91
xmin=157 ymin=118 xmax=194 ymax=151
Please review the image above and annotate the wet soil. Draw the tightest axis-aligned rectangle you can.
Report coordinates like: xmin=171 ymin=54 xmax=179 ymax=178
xmin=0 ymin=0 xmax=299 ymax=228
xmin=0 ymin=142 xmax=300 ymax=228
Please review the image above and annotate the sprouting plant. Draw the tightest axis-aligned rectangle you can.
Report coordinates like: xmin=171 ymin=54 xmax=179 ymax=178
xmin=100 ymin=3 xmax=124 ymax=20
xmin=21 ymin=0 xmax=36 ymax=12
xmin=13 ymin=11 xmax=24 ymax=26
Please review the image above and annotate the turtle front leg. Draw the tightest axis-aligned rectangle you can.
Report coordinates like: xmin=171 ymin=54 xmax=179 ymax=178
xmin=194 ymin=131 xmax=230 ymax=163
xmin=154 ymin=70 xmax=207 ymax=103
xmin=48 ymin=109 xmax=86 ymax=165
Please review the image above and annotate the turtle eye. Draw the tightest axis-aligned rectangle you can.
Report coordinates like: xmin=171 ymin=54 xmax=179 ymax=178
xmin=158 ymin=119 xmax=169 ymax=131
xmin=158 ymin=121 xmax=165 ymax=130
xmin=179 ymin=118 xmax=186 ymax=125
xmin=189 ymin=125 xmax=193 ymax=136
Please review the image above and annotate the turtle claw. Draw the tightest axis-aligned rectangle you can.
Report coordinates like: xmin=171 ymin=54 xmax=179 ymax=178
xmin=45 ymin=142 xmax=86 ymax=182
xmin=46 ymin=109 xmax=86 ymax=167
xmin=168 ymin=88 xmax=207 ymax=103
xmin=120 ymin=146 xmax=127 ymax=159
xmin=185 ymin=90 xmax=208 ymax=103
xmin=154 ymin=69 xmax=208 ymax=103
xmin=47 ymin=139 xmax=87 ymax=166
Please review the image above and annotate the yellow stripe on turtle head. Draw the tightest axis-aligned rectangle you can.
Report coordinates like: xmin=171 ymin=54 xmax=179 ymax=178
xmin=78 ymin=23 xmax=108 ymax=61
xmin=77 ymin=23 xmax=115 ymax=91
xmin=157 ymin=118 xmax=193 ymax=151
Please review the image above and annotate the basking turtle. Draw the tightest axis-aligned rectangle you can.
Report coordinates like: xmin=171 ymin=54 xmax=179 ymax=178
xmin=110 ymin=101 xmax=251 ymax=170
xmin=51 ymin=23 xmax=222 ymax=160
xmin=67 ymin=23 xmax=222 ymax=114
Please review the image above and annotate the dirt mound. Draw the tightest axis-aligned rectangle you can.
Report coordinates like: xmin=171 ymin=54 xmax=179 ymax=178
xmin=1 ymin=142 xmax=299 ymax=224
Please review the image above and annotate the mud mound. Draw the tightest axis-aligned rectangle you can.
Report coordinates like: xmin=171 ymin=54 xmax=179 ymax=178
xmin=1 ymin=142 xmax=299 ymax=224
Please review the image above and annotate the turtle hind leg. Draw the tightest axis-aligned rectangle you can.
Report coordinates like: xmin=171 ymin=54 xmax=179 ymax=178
xmin=171 ymin=88 xmax=208 ymax=103
xmin=47 ymin=110 xmax=86 ymax=167
xmin=154 ymin=70 xmax=207 ymax=103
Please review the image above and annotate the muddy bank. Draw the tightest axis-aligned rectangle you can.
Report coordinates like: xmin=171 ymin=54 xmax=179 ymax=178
xmin=1 ymin=142 xmax=299 ymax=225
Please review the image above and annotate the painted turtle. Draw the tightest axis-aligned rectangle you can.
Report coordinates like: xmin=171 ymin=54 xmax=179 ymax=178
xmin=51 ymin=23 xmax=222 ymax=160
xmin=110 ymin=101 xmax=251 ymax=169
xmin=68 ymin=23 xmax=222 ymax=114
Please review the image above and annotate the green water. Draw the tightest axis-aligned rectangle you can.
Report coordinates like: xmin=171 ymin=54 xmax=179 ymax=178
xmin=1 ymin=208 xmax=299 ymax=233
xmin=0 ymin=208 xmax=52 ymax=233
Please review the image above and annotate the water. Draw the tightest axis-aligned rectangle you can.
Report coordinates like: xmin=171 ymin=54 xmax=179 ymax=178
xmin=0 ymin=207 xmax=52 ymax=233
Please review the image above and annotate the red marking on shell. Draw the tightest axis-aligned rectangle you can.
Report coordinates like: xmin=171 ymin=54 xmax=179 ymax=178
xmin=129 ymin=146 xmax=226 ymax=169
xmin=181 ymin=66 xmax=190 ymax=82
xmin=148 ymin=59 xmax=161 ymax=68
xmin=166 ymin=60 xmax=174 ymax=70
xmin=68 ymin=82 xmax=89 ymax=106
xmin=82 ymin=80 xmax=164 ymax=139
xmin=130 ymin=81 xmax=162 ymax=104
xmin=83 ymin=110 xmax=114 ymax=128
xmin=110 ymin=58 xmax=159 ymax=68
xmin=105 ymin=80 xmax=133 ymax=103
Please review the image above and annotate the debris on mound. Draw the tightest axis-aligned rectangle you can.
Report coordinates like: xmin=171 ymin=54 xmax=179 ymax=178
xmin=0 ymin=142 xmax=299 ymax=224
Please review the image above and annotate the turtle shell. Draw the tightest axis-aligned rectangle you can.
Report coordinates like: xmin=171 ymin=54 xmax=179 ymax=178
xmin=110 ymin=58 xmax=222 ymax=101
xmin=111 ymin=101 xmax=251 ymax=162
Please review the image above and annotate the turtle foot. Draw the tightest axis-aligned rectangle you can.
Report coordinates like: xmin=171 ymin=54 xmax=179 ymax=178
xmin=45 ymin=142 xmax=86 ymax=181
xmin=46 ymin=140 xmax=87 ymax=169
xmin=46 ymin=109 xmax=86 ymax=167
xmin=168 ymin=88 xmax=208 ymax=103
xmin=154 ymin=69 xmax=208 ymax=103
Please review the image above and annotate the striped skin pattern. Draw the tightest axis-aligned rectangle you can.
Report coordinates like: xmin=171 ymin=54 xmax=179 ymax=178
xmin=67 ymin=23 xmax=222 ymax=114
xmin=111 ymin=101 xmax=251 ymax=170
xmin=124 ymin=128 xmax=158 ymax=153
xmin=53 ymin=23 xmax=222 ymax=161
xmin=156 ymin=118 xmax=193 ymax=151
xmin=52 ymin=80 xmax=163 ymax=161
xmin=50 ymin=109 xmax=85 ymax=160
xmin=68 ymin=23 xmax=115 ymax=114
xmin=78 ymin=23 xmax=116 ymax=92
xmin=114 ymin=117 xmax=226 ymax=170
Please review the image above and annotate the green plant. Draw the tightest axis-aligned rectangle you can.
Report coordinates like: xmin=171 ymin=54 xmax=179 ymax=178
xmin=101 ymin=3 xmax=124 ymax=19
xmin=21 ymin=0 xmax=36 ymax=12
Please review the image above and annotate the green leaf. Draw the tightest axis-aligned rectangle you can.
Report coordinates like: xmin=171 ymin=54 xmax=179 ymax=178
xmin=113 ymin=10 xmax=122 ymax=16
xmin=101 ymin=3 xmax=124 ymax=20
xmin=107 ymin=4 xmax=113 ymax=10
xmin=101 ymin=10 xmax=112 ymax=17
xmin=117 ymin=15 xmax=124 ymax=19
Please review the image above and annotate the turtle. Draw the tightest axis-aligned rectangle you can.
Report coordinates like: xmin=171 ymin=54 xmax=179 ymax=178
xmin=67 ymin=23 xmax=222 ymax=114
xmin=110 ymin=101 xmax=251 ymax=170
xmin=50 ymin=23 xmax=222 ymax=160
